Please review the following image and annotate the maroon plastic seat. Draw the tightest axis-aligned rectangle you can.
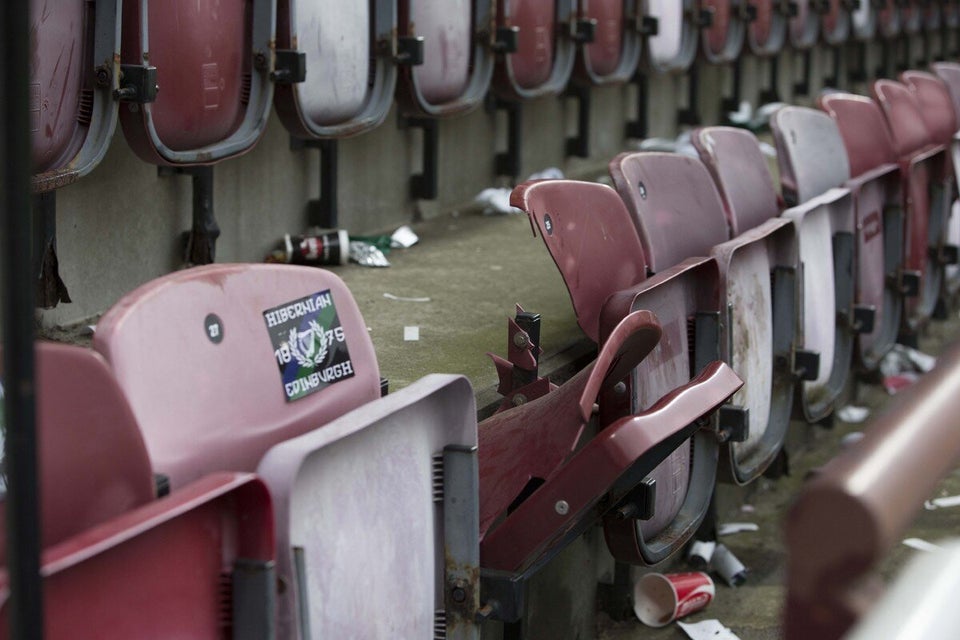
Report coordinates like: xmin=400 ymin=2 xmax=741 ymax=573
xmin=31 ymin=0 xmax=119 ymax=191
xmin=877 ymin=0 xmax=902 ymax=39
xmin=611 ymin=152 xmax=799 ymax=485
xmin=93 ymin=264 xmax=382 ymax=489
xmin=790 ymin=0 xmax=821 ymax=49
xmin=641 ymin=0 xmax=699 ymax=73
xmin=747 ymin=0 xmax=788 ymax=56
xmin=931 ymin=62 xmax=960 ymax=300
xmin=872 ymin=79 xmax=950 ymax=332
xmin=493 ymin=0 xmax=577 ymax=100
xmin=512 ymin=179 xmax=731 ymax=563
xmin=0 ymin=343 xmax=275 ymax=639
xmin=694 ymin=123 xmax=856 ymax=424
xmin=700 ymin=0 xmax=746 ymax=64
xmin=818 ymin=92 xmax=906 ymax=371
xmin=119 ymin=0 xmax=274 ymax=165
xmin=821 ymin=0 xmax=851 ymax=46
xmin=573 ymin=0 xmax=642 ymax=84
xmin=900 ymin=0 xmax=922 ymax=33
xmin=395 ymin=0 xmax=496 ymax=116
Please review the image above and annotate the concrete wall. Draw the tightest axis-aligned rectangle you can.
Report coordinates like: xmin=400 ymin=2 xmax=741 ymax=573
xmin=40 ymin=34 xmax=914 ymax=329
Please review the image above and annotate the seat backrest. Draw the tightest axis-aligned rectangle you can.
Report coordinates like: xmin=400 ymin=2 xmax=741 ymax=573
xmin=900 ymin=70 xmax=958 ymax=146
xmin=871 ymin=79 xmax=934 ymax=159
xmin=94 ymin=264 xmax=381 ymax=489
xmin=511 ymin=179 xmax=648 ymax=343
xmin=851 ymin=0 xmax=877 ymax=40
xmin=119 ymin=0 xmax=273 ymax=165
xmin=31 ymin=0 xmax=119 ymax=191
xmin=821 ymin=0 xmax=851 ymax=45
xmin=770 ymin=106 xmax=852 ymax=205
xmin=818 ymin=92 xmax=899 ymax=178
xmin=0 ymin=342 xmax=154 ymax=566
xmin=274 ymin=1 xmax=396 ymax=138
xmin=789 ymin=0 xmax=820 ymax=49
xmin=576 ymin=0 xmax=641 ymax=84
xmin=877 ymin=0 xmax=902 ymax=38
xmin=748 ymin=0 xmax=788 ymax=56
xmin=259 ymin=374 xmax=478 ymax=640
xmin=691 ymin=126 xmax=781 ymax=235
xmin=609 ymin=151 xmax=730 ymax=273
xmin=700 ymin=0 xmax=745 ymax=64
xmin=643 ymin=0 xmax=699 ymax=73
xmin=931 ymin=62 xmax=960 ymax=127
xmin=494 ymin=0 xmax=576 ymax=100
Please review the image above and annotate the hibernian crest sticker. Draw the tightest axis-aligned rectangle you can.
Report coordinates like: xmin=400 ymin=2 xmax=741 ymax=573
xmin=263 ymin=289 xmax=355 ymax=402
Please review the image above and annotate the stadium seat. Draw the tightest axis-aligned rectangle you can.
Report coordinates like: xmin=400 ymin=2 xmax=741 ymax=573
xmin=642 ymin=0 xmax=700 ymax=73
xmin=574 ymin=0 xmax=642 ymax=84
xmin=789 ymin=0 xmax=820 ymax=50
xmin=700 ymin=0 xmax=746 ymax=65
xmin=821 ymin=0 xmax=851 ymax=46
xmin=747 ymin=0 xmax=788 ymax=57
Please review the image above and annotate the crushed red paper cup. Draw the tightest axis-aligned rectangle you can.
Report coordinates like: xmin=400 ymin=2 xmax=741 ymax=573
xmin=634 ymin=572 xmax=716 ymax=627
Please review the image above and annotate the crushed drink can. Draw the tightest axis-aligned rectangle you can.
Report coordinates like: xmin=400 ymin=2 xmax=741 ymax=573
xmin=282 ymin=230 xmax=349 ymax=266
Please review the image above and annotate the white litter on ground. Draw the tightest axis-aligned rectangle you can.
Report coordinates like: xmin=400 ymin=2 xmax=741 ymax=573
xmin=837 ymin=405 xmax=870 ymax=423
xmin=403 ymin=326 xmax=420 ymax=342
xmin=903 ymin=538 xmax=944 ymax=553
xmin=717 ymin=523 xmax=759 ymax=536
xmin=924 ymin=495 xmax=960 ymax=510
xmin=677 ymin=619 xmax=742 ymax=640
xmin=474 ymin=168 xmax=564 ymax=215
xmin=383 ymin=293 xmax=431 ymax=303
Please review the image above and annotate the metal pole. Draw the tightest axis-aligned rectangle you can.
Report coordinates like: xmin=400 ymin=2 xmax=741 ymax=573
xmin=2 ymin=0 xmax=44 ymax=637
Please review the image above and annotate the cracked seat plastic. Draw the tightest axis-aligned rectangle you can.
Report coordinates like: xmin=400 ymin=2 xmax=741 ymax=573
xmin=747 ymin=0 xmax=789 ymax=56
xmin=695 ymin=121 xmax=855 ymax=424
xmin=700 ymin=0 xmax=746 ymax=64
xmin=818 ymin=92 xmax=906 ymax=371
xmin=512 ymin=179 xmax=729 ymax=563
xmin=30 ymin=0 xmax=119 ymax=192
xmin=94 ymin=264 xmax=382 ymax=490
xmin=611 ymin=151 xmax=799 ymax=485
xmin=258 ymin=375 xmax=480 ymax=639
xmin=872 ymin=79 xmax=950 ymax=331
xmin=492 ymin=0 xmax=577 ymax=100
xmin=396 ymin=0 xmax=495 ymax=116
xmin=0 ymin=343 xmax=275 ymax=640
xmin=119 ymin=0 xmax=274 ymax=165
xmin=274 ymin=1 xmax=396 ymax=138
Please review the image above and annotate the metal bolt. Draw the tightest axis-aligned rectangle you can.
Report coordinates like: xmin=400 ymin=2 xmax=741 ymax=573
xmin=253 ymin=51 xmax=268 ymax=71
xmin=513 ymin=332 xmax=530 ymax=349
xmin=512 ymin=393 xmax=527 ymax=407
xmin=555 ymin=500 xmax=570 ymax=515
xmin=95 ymin=65 xmax=111 ymax=88
xmin=613 ymin=381 xmax=626 ymax=395
xmin=452 ymin=588 xmax=466 ymax=603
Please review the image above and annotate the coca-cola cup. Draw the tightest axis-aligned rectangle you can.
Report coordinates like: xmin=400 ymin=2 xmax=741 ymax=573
xmin=633 ymin=571 xmax=715 ymax=627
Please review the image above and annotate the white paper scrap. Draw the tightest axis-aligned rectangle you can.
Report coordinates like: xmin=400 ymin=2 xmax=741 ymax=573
xmin=677 ymin=619 xmax=742 ymax=640
xmin=903 ymin=538 xmax=944 ymax=553
xmin=837 ymin=405 xmax=870 ymax=423
xmin=383 ymin=293 xmax=431 ymax=303
xmin=717 ymin=523 xmax=759 ymax=536
xmin=923 ymin=495 xmax=960 ymax=510
xmin=403 ymin=326 xmax=420 ymax=342
xmin=390 ymin=225 xmax=419 ymax=249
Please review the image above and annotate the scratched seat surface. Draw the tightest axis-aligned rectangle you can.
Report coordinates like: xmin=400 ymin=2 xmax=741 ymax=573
xmin=119 ymin=0 xmax=274 ymax=165
xmin=93 ymin=264 xmax=382 ymax=490
xmin=748 ymin=0 xmax=788 ymax=56
xmin=769 ymin=110 xmax=857 ymax=422
xmin=575 ymin=0 xmax=641 ymax=84
xmin=31 ymin=0 xmax=119 ymax=192
xmin=643 ymin=0 xmax=699 ymax=73
xmin=700 ymin=0 xmax=745 ymax=64
xmin=274 ymin=1 xmax=396 ymax=138
xmin=819 ymin=92 xmax=904 ymax=371
xmin=493 ymin=0 xmax=577 ymax=99
xmin=611 ymin=152 xmax=798 ymax=484
xmin=0 ymin=342 xmax=276 ymax=640
xmin=873 ymin=79 xmax=948 ymax=330
xmin=396 ymin=0 xmax=496 ymax=116
xmin=512 ymin=179 xmax=726 ymax=561
xmin=258 ymin=374 xmax=479 ymax=639
xmin=789 ymin=0 xmax=820 ymax=49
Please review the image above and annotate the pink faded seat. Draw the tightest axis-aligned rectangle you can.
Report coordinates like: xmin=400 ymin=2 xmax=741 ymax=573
xmin=818 ymin=92 xmax=906 ymax=371
xmin=612 ymin=152 xmax=799 ymax=485
xmin=695 ymin=122 xmax=856 ymax=424
xmin=258 ymin=375 xmax=480 ymax=639
xmin=873 ymin=78 xmax=950 ymax=332
xmin=785 ymin=341 xmax=960 ymax=640
xmin=0 ymin=342 xmax=276 ymax=639
xmin=396 ymin=0 xmax=495 ymax=116
xmin=574 ymin=0 xmax=641 ymax=84
xmin=513 ymin=179 xmax=732 ymax=563
xmin=0 ymin=343 xmax=153 ymax=565
xmin=94 ymin=263 xmax=381 ymax=489
xmin=119 ymin=0 xmax=273 ymax=165
xmin=31 ymin=0 xmax=119 ymax=190
xmin=274 ymin=1 xmax=395 ymax=137
xmin=700 ymin=0 xmax=745 ymax=64
xmin=747 ymin=0 xmax=788 ymax=56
